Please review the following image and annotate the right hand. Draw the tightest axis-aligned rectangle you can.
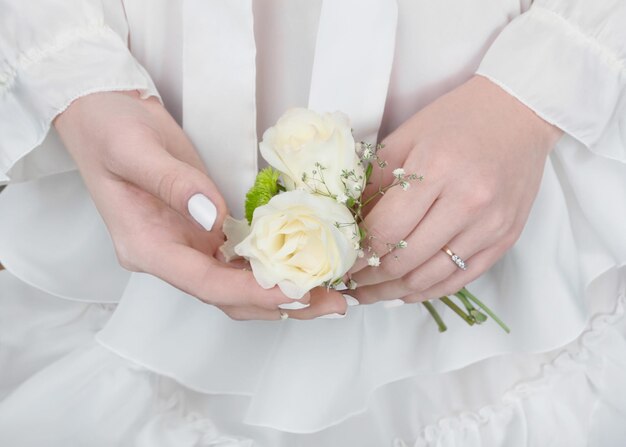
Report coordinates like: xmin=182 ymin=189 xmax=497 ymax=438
xmin=54 ymin=91 xmax=349 ymax=320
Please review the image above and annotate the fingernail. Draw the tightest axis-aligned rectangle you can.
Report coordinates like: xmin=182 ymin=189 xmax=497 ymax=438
xmin=318 ymin=312 xmax=346 ymax=319
xmin=279 ymin=301 xmax=311 ymax=310
xmin=343 ymin=294 xmax=359 ymax=306
xmin=188 ymin=194 xmax=217 ymax=231
xmin=383 ymin=299 xmax=405 ymax=308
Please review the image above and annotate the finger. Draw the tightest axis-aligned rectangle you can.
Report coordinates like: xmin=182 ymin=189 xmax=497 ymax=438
xmin=350 ymin=177 xmax=440 ymax=275
xmin=411 ymin=244 xmax=504 ymax=301
xmin=218 ymin=304 xmax=290 ymax=321
xmin=221 ymin=288 xmax=352 ymax=321
xmin=111 ymin=139 xmax=227 ymax=232
xmin=351 ymin=228 xmax=488 ymax=304
xmin=285 ymin=288 xmax=351 ymax=320
xmin=351 ymin=199 xmax=463 ymax=287
xmin=146 ymin=242 xmax=305 ymax=310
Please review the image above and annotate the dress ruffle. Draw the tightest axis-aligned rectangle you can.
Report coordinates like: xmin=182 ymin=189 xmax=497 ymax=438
xmin=1 ymin=129 xmax=625 ymax=432
xmin=399 ymin=293 xmax=626 ymax=447
xmin=1 ymin=269 xmax=625 ymax=446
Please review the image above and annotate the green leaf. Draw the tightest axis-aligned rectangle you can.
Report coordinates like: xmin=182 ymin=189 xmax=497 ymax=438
xmin=358 ymin=226 xmax=367 ymax=241
xmin=244 ymin=167 xmax=282 ymax=225
xmin=365 ymin=163 xmax=373 ymax=182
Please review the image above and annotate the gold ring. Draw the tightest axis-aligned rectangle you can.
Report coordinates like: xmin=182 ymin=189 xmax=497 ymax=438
xmin=442 ymin=245 xmax=467 ymax=271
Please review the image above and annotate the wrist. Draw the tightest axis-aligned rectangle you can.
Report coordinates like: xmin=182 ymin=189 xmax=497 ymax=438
xmin=470 ymin=75 xmax=563 ymax=154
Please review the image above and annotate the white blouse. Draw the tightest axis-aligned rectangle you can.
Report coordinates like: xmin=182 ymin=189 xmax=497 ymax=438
xmin=0 ymin=0 xmax=625 ymax=435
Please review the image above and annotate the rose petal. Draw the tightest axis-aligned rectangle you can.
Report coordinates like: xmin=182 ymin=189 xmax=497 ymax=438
xmin=219 ymin=217 xmax=251 ymax=262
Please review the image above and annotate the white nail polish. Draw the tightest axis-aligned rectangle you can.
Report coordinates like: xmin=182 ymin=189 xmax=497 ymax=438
xmin=318 ymin=312 xmax=346 ymax=319
xmin=188 ymin=194 xmax=217 ymax=231
xmin=278 ymin=301 xmax=311 ymax=310
xmin=343 ymin=294 xmax=359 ymax=306
xmin=384 ymin=299 xmax=405 ymax=308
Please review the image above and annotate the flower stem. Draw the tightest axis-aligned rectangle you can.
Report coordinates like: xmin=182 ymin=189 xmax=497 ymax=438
xmin=422 ymin=301 xmax=447 ymax=333
xmin=440 ymin=297 xmax=474 ymax=326
xmin=454 ymin=292 xmax=487 ymax=324
xmin=459 ymin=287 xmax=510 ymax=333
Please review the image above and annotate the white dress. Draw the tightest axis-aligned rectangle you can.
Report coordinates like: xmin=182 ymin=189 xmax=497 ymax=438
xmin=1 ymin=0 xmax=625 ymax=445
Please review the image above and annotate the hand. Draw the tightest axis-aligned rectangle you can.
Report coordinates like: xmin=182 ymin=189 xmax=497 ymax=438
xmin=55 ymin=91 xmax=348 ymax=320
xmin=349 ymin=76 xmax=563 ymax=304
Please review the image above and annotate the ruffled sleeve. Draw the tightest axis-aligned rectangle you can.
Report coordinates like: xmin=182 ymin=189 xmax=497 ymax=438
xmin=476 ymin=0 xmax=626 ymax=162
xmin=0 ymin=0 xmax=160 ymax=184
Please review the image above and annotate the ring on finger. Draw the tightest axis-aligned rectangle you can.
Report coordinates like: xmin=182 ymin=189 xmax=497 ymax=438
xmin=279 ymin=309 xmax=289 ymax=320
xmin=442 ymin=245 xmax=467 ymax=271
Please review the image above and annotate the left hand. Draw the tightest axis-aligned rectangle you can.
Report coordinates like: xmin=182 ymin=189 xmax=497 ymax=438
xmin=349 ymin=75 xmax=562 ymax=304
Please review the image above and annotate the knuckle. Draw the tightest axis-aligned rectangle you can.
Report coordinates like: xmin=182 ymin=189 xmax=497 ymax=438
xmin=112 ymin=239 xmax=140 ymax=272
xmin=221 ymin=308 xmax=246 ymax=321
xmin=156 ymin=168 xmax=184 ymax=208
xmin=464 ymin=184 xmax=495 ymax=212
xmin=325 ymin=297 xmax=347 ymax=316
xmin=402 ymin=271 xmax=424 ymax=292
xmin=379 ymin=257 xmax=403 ymax=278
xmin=487 ymin=210 xmax=510 ymax=236
xmin=501 ymin=229 xmax=520 ymax=250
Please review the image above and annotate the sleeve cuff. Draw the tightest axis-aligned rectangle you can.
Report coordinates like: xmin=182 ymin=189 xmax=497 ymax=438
xmin=476 ymin=5 xmax=626 ymax=162
xmin=0 ymin=24 xmax=161 ymax=183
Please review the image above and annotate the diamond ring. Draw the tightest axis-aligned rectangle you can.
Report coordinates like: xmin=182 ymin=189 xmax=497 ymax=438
xmin=442 ymin=245 xmax=467 ymax=271
xmin=279 ymin=310 xmax=290 ymax=320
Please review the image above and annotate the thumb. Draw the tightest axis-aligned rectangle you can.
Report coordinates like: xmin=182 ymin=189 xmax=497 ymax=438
xmin=127 ymin=148 xmax=228 ymax=231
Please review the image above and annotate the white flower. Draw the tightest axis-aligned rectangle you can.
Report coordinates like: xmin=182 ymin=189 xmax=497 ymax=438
xmin=259 ymin=108 xmax=365 ymax=197
xmin=400 ymin=181 xmax=410 ymax=191
xmin=357 ymin=249 xmax=365 ymax=258
xmin=336 ymin=193 xmax=349 ymax=204
xmin=362 ymin=147 xmax=374 ymax=160
xmin=397 ymin=240 xmax=408 ymax=249
xmin=219 ymin=217 xmax=252 ymax=262
xmin=368 ymin=255 xmax=381 ymax=267
xmin=233 ymin=190 xmax=359 ymax=299
xmin=392 ymin=168 xmax=405 ymax=179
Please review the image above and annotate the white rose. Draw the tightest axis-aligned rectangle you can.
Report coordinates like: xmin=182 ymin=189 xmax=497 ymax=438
xmin=233 ymin=190 xmax=359 ymax=299
xmin=259 ymin=108 xmax=365 ymax=198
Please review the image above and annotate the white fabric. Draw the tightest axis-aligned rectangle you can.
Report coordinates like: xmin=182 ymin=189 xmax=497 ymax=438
xmin=1 ymin=0 xmax=626 ymax=445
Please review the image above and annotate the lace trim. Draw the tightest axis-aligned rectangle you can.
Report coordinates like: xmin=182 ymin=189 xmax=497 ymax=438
xmin=138 ymin=384 xmax=254 ymax=447
xmin=393 ymin=293 xmax=626 ymax=447
xmin=0 ymin=22 xmax=113 ymax=93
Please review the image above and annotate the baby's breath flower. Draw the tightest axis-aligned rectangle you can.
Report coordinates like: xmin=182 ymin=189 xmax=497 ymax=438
xmin=362 ymin=147 xmax=374 ymax=160
xmin=392 ymin=168 xmax=405 ymax=179
xmin=400 ymin=181 xmax=410 ymax=191
xmin=353 ymin=241 xmax=361 ymax=250
xmin=336 ymin=193 xmax=349 ymax=204
xmin=357 ymin=249 xmax=365 ymax=258
xmin=348 ymin=279 xmax=358 ymax=290
xmin=368 ymin=255 xmax=381 ymax=267
xmin=397 ymin=240 xmax=408 ymax=249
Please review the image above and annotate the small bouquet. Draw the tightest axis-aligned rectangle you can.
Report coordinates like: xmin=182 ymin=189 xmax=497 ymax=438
xmin=221 ymin=108 xmax=508 ymax=333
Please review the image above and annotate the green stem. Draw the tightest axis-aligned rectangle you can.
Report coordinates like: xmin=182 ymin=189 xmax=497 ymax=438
xmin=440 ymin=296 xmax=474 ymax=326
xmin=459 ymin=288 xmax=510 ymax=333
xmin=454 ymin=292 xmax=488 ymax=324
xmin=360 ymin=181 xmax=400 ymax=207
xmin=422 ymin=301 xmax=447 ymax=333
xmin=454 ymin=292 xmax=475 ymax=312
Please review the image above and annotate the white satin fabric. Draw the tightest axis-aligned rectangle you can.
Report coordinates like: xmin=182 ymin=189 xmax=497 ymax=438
xmin=1 ymin=0 xmax=626 ymax=445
